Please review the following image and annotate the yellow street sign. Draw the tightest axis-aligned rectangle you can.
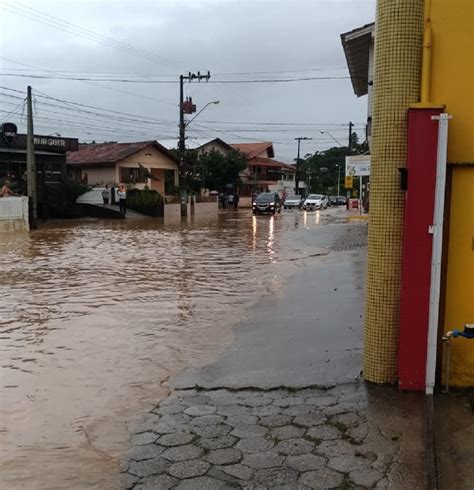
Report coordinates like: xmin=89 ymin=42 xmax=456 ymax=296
xmin=345 ymin=176 xmax=353 ymax=189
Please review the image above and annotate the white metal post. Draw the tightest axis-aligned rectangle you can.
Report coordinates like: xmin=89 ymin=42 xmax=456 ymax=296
xmin=425 ymin=113 xmax=451 ymax=395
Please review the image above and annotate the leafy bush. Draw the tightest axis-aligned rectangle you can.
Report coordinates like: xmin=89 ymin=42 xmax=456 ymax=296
xmin=127 ymin=188 xmax=164 ymax=217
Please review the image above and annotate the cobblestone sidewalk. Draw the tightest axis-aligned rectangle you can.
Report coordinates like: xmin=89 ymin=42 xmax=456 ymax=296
xmin=121 ymin=383 xmax=402 ymax=489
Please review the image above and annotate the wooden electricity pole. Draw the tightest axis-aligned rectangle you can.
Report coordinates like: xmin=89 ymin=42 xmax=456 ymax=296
xmin=26 ymin=85 xmax=37 ymax=228
xmin=294 ymin=137 xmax=312 ymax=195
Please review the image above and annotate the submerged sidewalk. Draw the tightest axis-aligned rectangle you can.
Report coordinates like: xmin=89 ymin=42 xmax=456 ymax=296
xmin=121 ymin=218 xmax=428 ymax=489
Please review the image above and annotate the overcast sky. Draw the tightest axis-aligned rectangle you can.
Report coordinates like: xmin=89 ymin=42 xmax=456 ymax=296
xmin=0 ymin=0 xmax=375 ymax=162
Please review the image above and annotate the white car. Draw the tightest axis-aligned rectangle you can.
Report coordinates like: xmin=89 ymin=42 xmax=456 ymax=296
xmin=303 ymin=194 xmax=328 ymax=211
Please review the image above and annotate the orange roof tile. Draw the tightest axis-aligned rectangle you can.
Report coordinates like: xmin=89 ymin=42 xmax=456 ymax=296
xmin=67 ymin=141 xmax=176 ymax=166
xmin=230 ymin=142 xmax=274 ymax=159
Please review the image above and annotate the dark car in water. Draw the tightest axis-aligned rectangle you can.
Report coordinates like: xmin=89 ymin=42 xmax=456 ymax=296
xmin=337 ymin=196 xmax=347 ymax=205
xmin=252 ymin=192 xmax=282 ymax=214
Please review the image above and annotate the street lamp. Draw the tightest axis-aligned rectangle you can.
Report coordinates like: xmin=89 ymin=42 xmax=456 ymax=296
xmin=320 ymin=130 xmax=344 ymax=197
xmin=178 ymin=100 xmax=219 ymax=215
xmin=319 ymin=129 xmax=345 ymax=148
xmin=185 ymin=100 xmax=220 ymax=127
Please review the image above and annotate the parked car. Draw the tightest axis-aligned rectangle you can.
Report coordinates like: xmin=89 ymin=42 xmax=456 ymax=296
xmin=303 ymin=194 xmax=328 ymax=211
xmin=337 ymin=196 xmax=347 ymax=205
xmin=328 ymin=196 xmax=338 ymax=206
xmin=252 ymin=192 xmax=282 ymax=214
xmin=283 ymin=195 xmax=303 ymax=209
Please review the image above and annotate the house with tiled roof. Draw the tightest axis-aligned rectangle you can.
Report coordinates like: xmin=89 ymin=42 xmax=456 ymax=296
xmin=230 ymin=142 xmax=275 ymax=160
xmin=162 ymin=137 xmax=234 ymax=154
xmin=230 ymin=142 xmax=298 ymax=200
xmin=67 ymin=141 xmax=178 ymax=196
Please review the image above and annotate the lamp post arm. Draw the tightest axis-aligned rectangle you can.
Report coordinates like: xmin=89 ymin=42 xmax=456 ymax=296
xmin=185 ymin=101 xmax=219 ymax=128
xmin=320 ymin=130 xmax=345 ymax=148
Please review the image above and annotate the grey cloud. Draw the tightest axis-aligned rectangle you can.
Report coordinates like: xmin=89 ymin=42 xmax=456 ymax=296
xmin=0 ymin=0 xmax=375 ymax=160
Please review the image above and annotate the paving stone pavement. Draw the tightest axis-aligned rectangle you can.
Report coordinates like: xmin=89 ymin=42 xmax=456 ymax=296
xmin=122 ymin=382 xmax=400 ymax=489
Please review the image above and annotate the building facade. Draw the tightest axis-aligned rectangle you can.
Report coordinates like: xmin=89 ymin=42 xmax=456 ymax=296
xmin=0 ymin=123 xmax=79 ymax=218
xmin=230 ymin=142 xmax=297 ymax=200
xmin=67 ymin=141 xmax=179 ymax=196
xmin=342 ymin=0 xmax=474 ymax=389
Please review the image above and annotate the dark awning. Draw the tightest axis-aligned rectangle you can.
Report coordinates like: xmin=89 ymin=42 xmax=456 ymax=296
xmin=340 ymin=22 xmax=374 ymax=97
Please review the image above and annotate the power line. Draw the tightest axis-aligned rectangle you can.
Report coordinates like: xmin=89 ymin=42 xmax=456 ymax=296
xmin=0 ymin=56 xmax=177 ymax=107
xmin=0 ymin=1 xmax=187 ymax=70
xmin=0 ymin=86 xmax=175 ymax=125
xmin=0 ymin=86 xmax=364 ymax=130
xmin=0 ymin=73 xmax=350 ymax=83
xmin=0 ymin=66 xmax=348 ymax=78
xmin=0 ymin=97 xmax=26 ymax=117
xmin=32 ymin=97 xmax=176 ymax=128
xmin=0 ymin=90 xmax=178 ymax=136
xmin=198 ymin=119 xmax=364 ymax=127
xmin=214 ymin=67 xmax=348 ymax=76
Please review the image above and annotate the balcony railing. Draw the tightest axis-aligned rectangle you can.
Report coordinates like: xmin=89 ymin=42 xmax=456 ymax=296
xmin=249 ymin=172 xmax=282 ymax=182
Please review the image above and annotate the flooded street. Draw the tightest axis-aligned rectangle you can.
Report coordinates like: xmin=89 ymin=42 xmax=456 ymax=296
xmin=0 ymin=210 xmax=343 ymax=489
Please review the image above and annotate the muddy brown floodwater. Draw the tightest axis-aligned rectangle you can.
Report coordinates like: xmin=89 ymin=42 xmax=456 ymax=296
xmin=0 ymin=210 xmax=339 ymax=489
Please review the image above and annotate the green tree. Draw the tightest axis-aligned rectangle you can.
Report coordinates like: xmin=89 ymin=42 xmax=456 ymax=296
xmin=171 ymin=148 xmax=247 ymax=193
xmin=301 ymin=131 xmax=368 ymax=195
xmin=198 ymin=149 xmax=247 ymax=193
xmin=301 ymin=146 xmax=347 ymax=195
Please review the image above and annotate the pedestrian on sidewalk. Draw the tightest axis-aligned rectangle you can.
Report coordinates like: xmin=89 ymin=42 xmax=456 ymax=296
xmin=117 ymin=184 xmax=127 ymax=215
xmin=233 ymin=193 xmax=239 ymax=209
xmin=101 ymin=185 xmax=110 ymax=206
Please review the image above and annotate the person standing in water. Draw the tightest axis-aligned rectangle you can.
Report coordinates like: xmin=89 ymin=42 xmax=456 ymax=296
xmin=117 ymin=184 xmax=127 ymax=214
xmin=102 ymin=184 xmax=110 ymax=206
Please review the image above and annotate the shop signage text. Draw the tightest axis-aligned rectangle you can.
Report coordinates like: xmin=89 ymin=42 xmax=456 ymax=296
xmin=345 ymin=155 xmax=371 ymax=177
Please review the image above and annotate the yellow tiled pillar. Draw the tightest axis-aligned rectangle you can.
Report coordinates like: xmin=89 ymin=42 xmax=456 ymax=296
xmin=364 ymin=0 xmax=424 ymax=383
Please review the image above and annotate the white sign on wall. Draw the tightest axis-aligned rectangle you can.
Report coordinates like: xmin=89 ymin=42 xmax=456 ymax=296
xmin=345 ymin=155 xmax=371 ymax=177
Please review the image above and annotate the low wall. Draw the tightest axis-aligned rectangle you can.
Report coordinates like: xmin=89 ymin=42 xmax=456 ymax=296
xmin=239 ymin=197 xmax=253 ymax=208
xmin=194 ymin=199 xmax=218 ymax=216
xmin=0 ymin=196 xmax=29 ymax=232
xmin=164 ymin=202 xmax=181 ymax=224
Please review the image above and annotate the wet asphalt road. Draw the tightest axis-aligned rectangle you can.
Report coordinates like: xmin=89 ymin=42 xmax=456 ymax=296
xmin=172 ymin=221 xmax=367 ymax=390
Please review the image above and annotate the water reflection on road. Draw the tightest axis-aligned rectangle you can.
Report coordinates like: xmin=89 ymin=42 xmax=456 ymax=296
xmin=0 ymin=210 xmax=337 ymax=489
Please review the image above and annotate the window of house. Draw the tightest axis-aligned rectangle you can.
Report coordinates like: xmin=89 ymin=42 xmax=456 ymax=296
xmin=164 ymin=169 xmax=176 ymax=195
xmin=119 ymin=167 xmax=147 ymax=183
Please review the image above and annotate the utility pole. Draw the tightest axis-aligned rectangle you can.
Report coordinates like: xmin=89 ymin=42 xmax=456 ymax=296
xmin=178 ymin=71 xmax=210 ymax=216
xmin=294 ymin=137 xmax=312 ymax=195
xmin=348 ymin=121 xmax=354 ymax=154
xmin=26 ymin=85 xmax=37 ymax=229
